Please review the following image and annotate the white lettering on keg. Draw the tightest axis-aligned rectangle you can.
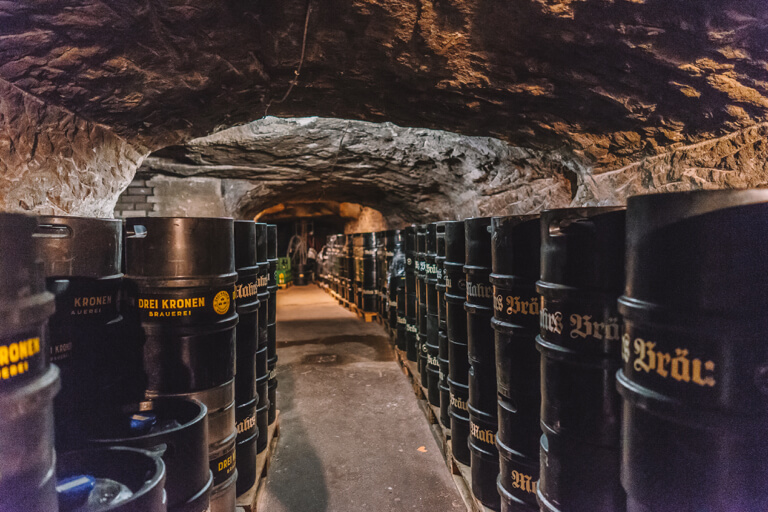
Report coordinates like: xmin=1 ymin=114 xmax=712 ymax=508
xmin=397 ymin=316 xmax=407 ymax=325
xmin=470 ymin=421 xmax=496 ymax=446
xmin=510 ymin=470 xmax=537 ymax=495
xmin=569 ymin=314 xmax=620 ymax=341
xmin=426 ymin=263 xmax=438 ymax=276
xmin=450 ymin=393 xmax=468 ymax=411
xmin=0 ymin=337 xmax=39 ymax=381
xmin=540 ymin=309 xmax=563 ymax=334
xmin=466 ymin=281 xmax=493 ymax=299
xmin=406 ymin=323 xmax=418 ymax=334
xmin=624 ymin=333 xmax=716 ymax=388
xmin=428 ymin=354 xmax=439 ymax=367
xmin=494 ymin=294 xmax=540 ymax=316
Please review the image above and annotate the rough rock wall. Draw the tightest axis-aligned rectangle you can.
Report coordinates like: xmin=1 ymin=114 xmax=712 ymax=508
xmin=141 ymin=117 xmax=575 ymax=224
xmin=1 ymin=0 xmax=767 ymax=170
xmin=137 ymin=116 xmax=768 ymax=225
xmin=0 ymin=80 xmax=144 ymax=217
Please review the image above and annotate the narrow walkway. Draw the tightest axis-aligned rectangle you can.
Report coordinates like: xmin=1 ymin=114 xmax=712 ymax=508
xmin=259 ymin=285 xmax=464 ymax=512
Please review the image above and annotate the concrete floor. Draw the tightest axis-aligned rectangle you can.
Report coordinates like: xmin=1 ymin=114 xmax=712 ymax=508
xmin=258 ymin=285 xmax=464 ymax=512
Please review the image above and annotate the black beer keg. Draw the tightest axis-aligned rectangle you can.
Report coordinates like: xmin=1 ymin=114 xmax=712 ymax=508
xmin=87 ymin=397 xmax=212 ymax=511
xmin=490 ymin=215 xmax=541 ymax=512
xmin=0 ymin=365 xmax=59 ymax=512
xmin=354 ymin=233 xmax=378 ymax=313
xmin=536 ymin=207 xmax=626 ymax=512
xmin=445 ymin=220 xmax=470 ymax=466
xmin=256 ymin=224 xmax=271 ymax=446
xmin=57 ymin=447 xmax=166 ymax=512
xmin=617 ymin=190 xmax=768 ymax=512
xmin=346 ymin=234 xmax=355 ymax=304
xmin=376 ymin=231 xmax=387 ymax=318
xmin=234 ymin=221 xmax=260 ymax=495
xmin=36 ymin=217 xmax=137 ymax=452
xmin=425 ymin=223 xmax=440 ymax=406
xmin=123 ymin=217 xmax=238 ymax=394
xmin=436 ymin=222 xmax=450 ymax=429
xmin=393 ymin=231 xmax=407 ymax=352
xmin=0 ymin=214 xmax=55 ymax=390
xmin=416 ymin=225 xmax=429 ymax=386
xmin=464 ymin=217 xmax=500 ymax=511
xmin=267 ymin=224 xmax=278 ymax=425
xmin=403 ymin=226 xmax=419 ymax=362
xmin=386 ymin=230 xmax=399 ymax=332
xmin=0 ymin=214 xmax=58 ymax=512
xmin=124 ymin=216 xmax=239 ymax=512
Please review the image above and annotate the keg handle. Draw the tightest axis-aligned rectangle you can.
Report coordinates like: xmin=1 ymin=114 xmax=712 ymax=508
xmin=548 ymin=217 xmax=592 ymax=236
xmin=34 ymin=223 xmax=72 ymax=238
xmin=125 ymin=225 xmax=148 ymax=238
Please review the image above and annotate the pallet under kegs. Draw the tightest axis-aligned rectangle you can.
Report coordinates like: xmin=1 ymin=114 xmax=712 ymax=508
xmin=464 ymin=216 xmax=500 ymax=511
xmin=234 ymin=220 xmax=261 ymax=495
xmin=0 ymin=214 xmax=58 ymax=512
xmin=36 ymin=216 xmax=141 ymax=452
xmin=490 ymin=214 xmax=541 ymax=512
xmin=123 ymin=216 xmax=239 ymax=511
xmin=57 ymin=447 xmax=166 ymax=512
xmin=444 ymin=220 xmax=470 ymax=466
xmin=618 ymin=190 xmax=768 ymax=512
xmin=86 ymin=397 xmax=212 ymax=511
xmin=536 ymin=207 xmax=626 ymax=512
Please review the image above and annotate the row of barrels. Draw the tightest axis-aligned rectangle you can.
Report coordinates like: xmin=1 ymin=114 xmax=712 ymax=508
xmin=0 ymin=215 xmax=279 ymax=512
xmin=320 ymin=189 xmax=768 ymax=512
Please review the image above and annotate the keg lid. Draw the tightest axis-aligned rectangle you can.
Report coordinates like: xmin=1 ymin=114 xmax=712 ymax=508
xmin=36 ymin=216 xmax=122 ymax=279
xmin=57 ymin=474 xmax=97 ymax=507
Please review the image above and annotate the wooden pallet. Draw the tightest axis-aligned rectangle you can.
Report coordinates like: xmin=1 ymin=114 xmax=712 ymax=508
xmin=235 ymin=411 xmax=282 ymax=512
xmin=278 ymin=282 xmax=292 ymax=290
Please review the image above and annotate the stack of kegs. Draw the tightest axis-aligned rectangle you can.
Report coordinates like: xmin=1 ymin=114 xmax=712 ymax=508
xmin=123 ymin=217 xmax=240 ymax=511
xmin=319 ymin=188 xmax=768 ymax=512
xmin=267 ymin=225 xmax=279 ymax=425
xmin=0 ymin=214 xmax=59 ymax=512
xmin=490 ymin=215 xmax=541 ymax=512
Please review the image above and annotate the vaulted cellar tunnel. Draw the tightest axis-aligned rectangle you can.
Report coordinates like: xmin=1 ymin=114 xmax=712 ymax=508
xmin=2 ymin=1 xmax=768 ymax=511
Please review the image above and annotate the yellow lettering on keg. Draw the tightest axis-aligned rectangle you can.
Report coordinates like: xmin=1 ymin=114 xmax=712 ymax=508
xmin=0 ymin=337 xmax=40 ymax=380
xmin=510 ymin=470 xmax=537 ymax=494
xmin=631 ymin=336 xmax=716 ymax=388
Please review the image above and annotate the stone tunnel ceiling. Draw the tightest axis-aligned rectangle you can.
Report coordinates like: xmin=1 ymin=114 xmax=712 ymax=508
xmin=1 ymin=0 xmax=768 ymax=216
